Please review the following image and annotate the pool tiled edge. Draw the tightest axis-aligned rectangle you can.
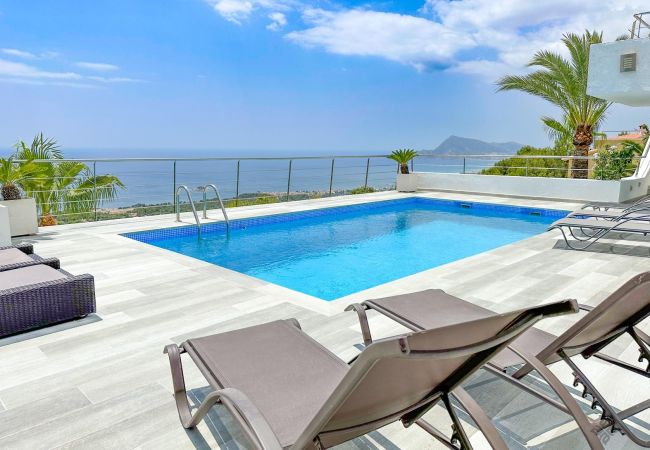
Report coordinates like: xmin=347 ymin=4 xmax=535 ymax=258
xmin=122 ymin=196 xmax=569 ymax=243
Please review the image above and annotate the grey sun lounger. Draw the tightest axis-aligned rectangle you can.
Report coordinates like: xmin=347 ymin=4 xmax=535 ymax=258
xmin=0 ymin=264 xmax=95 ymax=337
xmin=0 ymin=243 xmax=60 ymax=272
xmin=580 ymin=194 xmax=650 ymax=212
xmin=164 ymin=299 xmax=577 ymax=450
xmin=549 ymin=214 xmax=650 ymax=250
xmin=346 ymin=272 xmax=650 ymax=449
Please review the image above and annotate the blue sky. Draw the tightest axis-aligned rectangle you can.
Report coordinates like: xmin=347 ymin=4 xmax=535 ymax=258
xmin=0 ymin=0 xmax=649 ymax=154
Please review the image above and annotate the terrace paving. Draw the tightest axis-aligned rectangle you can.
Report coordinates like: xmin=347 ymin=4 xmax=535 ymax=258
xmin=0 ymin=190 xmax=648 ymax=449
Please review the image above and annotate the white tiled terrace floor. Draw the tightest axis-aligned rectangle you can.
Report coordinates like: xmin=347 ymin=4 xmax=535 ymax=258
xmin=0 ymin=190 xmax=649 ymax=449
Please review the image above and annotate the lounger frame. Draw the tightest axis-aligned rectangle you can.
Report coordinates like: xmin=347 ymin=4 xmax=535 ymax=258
xmin=347 ymin=297 xmax=650 ymax=449
xmin=549 ymin=212 xmax=650 ymax=250
xmin=164 ymin=302 xmax=576 ymax=450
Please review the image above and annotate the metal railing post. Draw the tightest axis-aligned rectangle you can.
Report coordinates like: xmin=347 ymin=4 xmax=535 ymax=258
xmin=525 ymin=157 xmax=529 ymax=176
xmin=364 ymin=158 xmax=370 ymax=188
xmin=93 ymin=161 xmax=97 ymax=221
xmin=286 ymin=160 xmax=292 ymax=202
xmin=410 ymin=158 xmax=414 ymax=172
xmin=235 ymin=160 xmax=240 ymax=206
xmin=462 ymin=157 xmax=466 ymax=174
xmin=172 ymin=160 xmax=177 ymax=207
xmin=329 ymin=158 xmax=335 ymax=196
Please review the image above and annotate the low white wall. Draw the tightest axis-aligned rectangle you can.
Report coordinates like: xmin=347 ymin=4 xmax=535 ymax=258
xmin=619 ymin=175 xmax=649 ymax=202
xmin=414 ymin=173 xmax=624 ymax=203
xmin=0 ymin=205 xmax=11 ymax=245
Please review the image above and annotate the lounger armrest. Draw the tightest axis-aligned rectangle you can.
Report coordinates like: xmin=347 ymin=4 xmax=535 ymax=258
xmin=40 ymin=257 xmax=61 ymax=269
xmin=0 ymin=243 xmax=33 ymax=254
xmin=163 ymin=344 xmax=282 ymax=449
xmin=216 ymin=388 xmax=283 ymax=450
xmin=345 ymin=303 xmax=373 ymax=346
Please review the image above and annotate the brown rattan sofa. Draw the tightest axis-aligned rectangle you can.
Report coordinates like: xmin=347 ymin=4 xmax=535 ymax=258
xmin=0 ymin=263 xmax=95 ymax=338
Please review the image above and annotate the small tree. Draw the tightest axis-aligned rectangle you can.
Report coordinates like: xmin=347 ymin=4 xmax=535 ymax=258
xmin=388 ymin=149 xmax=417 ymax=174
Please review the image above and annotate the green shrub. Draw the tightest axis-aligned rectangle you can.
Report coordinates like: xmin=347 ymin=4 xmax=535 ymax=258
xmin=593 ymin=141 xmax=643 ymax=180
xmin=349 ymin=186 xmax=375 ymax=194
xmin=225 ymin=194 xmax=279 ymax=208
xmin=480 ymin=146 xmax=568 ymax=178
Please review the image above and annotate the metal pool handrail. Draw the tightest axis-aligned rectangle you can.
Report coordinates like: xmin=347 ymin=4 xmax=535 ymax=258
xmin=200 ymin=184 xmax=230 ymax=233
xmin=175 ymin=185 xmax=202 ymax=236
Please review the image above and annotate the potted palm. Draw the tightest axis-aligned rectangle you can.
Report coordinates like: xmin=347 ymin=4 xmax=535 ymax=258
xmin=388 ymin=149 xmax=418 ymax=192
xmin=14 ymin=133 xmax=125 ymax=226
xmin=0 ymin=157 xmax=41 ymax=235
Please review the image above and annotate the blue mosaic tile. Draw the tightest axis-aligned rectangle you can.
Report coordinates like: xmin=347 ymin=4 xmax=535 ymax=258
xmin=122 ymin=197 xmax=569 ymax=244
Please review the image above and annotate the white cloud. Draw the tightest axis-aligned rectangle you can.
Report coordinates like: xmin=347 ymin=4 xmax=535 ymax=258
xmin=1 ymin=48 xmax=37 ymax=59
xmin=0 ymin=58 xmax=81 ymax=80
xmin=87 ymin=75 xmax=143 ymax=83
xmin=75 ymin=61 xmax=119 ymax=72
xmin=0 ymin=58 xmax=142 ymax=87
xmin=424 ymin=0 xmax=647 ymax=77
xmin=201 ymin=0 xmax=649 ymax=77
xmin=288 ymin=8 xmax=473 ymax=70
xmin=204 ymin=0 xmax=292 ymax=24
xmin=267 ymin=12 xmax=287 ymax=31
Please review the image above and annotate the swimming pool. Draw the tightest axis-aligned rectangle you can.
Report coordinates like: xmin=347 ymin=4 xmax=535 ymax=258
xmin=124 ymin=198 xmax=567 ymax=300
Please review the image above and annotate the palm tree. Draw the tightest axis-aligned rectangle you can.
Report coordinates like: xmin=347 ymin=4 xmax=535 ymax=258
xmin=497 ymin=31 xmax=611 ymax=178
xmin=14 ymin=133 xmax=125 ymax=225
xmin=388 ymin=149 xmax=418 ymax=174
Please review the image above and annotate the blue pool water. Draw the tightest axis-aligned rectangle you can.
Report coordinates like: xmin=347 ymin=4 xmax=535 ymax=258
xmin=124 ymin=198 xmax=567 ymax=300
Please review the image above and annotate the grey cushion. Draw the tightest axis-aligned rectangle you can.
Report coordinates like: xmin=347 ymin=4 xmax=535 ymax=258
xmin=186 ymin=320 xmax=349 ymax=448
xmin=367 ymin=289 xmax=558 ymax=369
xmin=367 ymin=289 xmax=494 ymax=329
xmin=490 ymin=327 xmax=557 ymax=369
xmin=0 ymin=265 xmax=67 ymax=290
xmin=0 ymin=248 xmax=33 ymax=266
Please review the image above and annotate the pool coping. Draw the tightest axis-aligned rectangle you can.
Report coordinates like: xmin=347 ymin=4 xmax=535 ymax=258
xmin=100 ymin=191 xmax=580 ymax=315
xmin=30 ymin=190 xmax=585 ymax=316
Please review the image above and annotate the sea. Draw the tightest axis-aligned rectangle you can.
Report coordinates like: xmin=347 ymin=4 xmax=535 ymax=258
xmin=24 ymin=148 xmax=491 ymax=209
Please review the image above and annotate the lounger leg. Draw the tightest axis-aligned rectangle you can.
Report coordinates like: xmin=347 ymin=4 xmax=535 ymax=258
xmin=506 ymin=348 xmax=605 ymax=450
xmin=561 ymin=351 xmax=650 ymax=448
xmin=415 ymin=390 xmax=508 ymax=450
xmin=164 ymin=343 xmax=206 ymax=428
xmin=442 ymin=392 xmax=473 ymax=450
xmin=164 ymin=344 xmax=230 ymax=429
xmin=163 ymin=344 xmax=283 ymax=449
xmin=344 ymin=303 xmax=373 ymax=346
xmin=451 ymin=387 xmax=508 ymax=450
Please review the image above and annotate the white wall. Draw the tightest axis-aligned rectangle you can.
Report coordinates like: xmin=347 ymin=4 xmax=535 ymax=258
xmin=415 ymin=173 xmax=624 ymax=203
xmin=0 ymin=205 xmax=11 ymax=246
xmin=588 ymin=38 xmax=650 ymax=106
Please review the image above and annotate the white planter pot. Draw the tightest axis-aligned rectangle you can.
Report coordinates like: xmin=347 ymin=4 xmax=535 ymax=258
xmin=396 ymin=173 xmax=417 ymax=192
xmin=0 ymin=205 xmax=11 ymax=245
xmin=0 ymin=198 xmax=38 ymax=236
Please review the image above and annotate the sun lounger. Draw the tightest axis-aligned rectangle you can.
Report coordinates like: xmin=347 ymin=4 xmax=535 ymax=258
xmin=580 ymin=194 xmax=650 ymax=212
xmin=0 ymin=264 xmax=95 ymax=337
xmin=549 ymin=215 xmax=650 ymax=250
xmin=0 ymin=243 xmax=60 ymax=272
xmin=164 ymin=300 xmax=578 ymax=450
xmin=346 ymin=272 xmax=650 ymax=448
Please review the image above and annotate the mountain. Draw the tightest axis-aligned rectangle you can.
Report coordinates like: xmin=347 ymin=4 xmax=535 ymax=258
xmin=424 ymin=135 xmax=524 ymax=155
